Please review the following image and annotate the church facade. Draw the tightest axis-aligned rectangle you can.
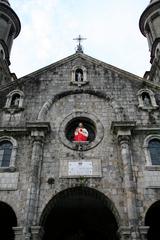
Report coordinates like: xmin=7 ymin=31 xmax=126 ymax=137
xmin=0 ymin=0 xmax=160 ymax=239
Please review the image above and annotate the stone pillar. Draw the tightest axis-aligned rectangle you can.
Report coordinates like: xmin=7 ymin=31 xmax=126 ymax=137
xmin=139 ymin=226 xmax=149 ymax=240
xmin=118 ymin=132 xmax=138 ymax=226
xmin=23 ymin=122 xmax=50 ymax=239
xmin=31 ymin=226 xmax=44 ymax=240
xmin=25 ymin=130 xmax=44 ymax=233
xmin=118 ymin=226 xmax=131 ymax=240
xmin=12 ymin=227 xmax=23 ymax=240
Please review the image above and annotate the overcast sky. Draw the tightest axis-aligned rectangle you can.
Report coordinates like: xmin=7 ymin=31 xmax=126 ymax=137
xmin=10 ymin=0 xmax=151 ymax=78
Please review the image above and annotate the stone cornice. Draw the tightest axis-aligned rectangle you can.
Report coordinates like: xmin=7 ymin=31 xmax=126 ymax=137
xmin=0 ymin=122 xmax=50 ymax=135
xmin=134 ymin=126 xmax=160 ymax=131
xmin=111 ymin=121 xmax=136 ymax=134
xmin=26 ymin=122 xmax=50 ymax=133
xmin=111 ymin=122 xmax=160 ymax=134
xmin=0 ymin=127 xmax=27 ymax=134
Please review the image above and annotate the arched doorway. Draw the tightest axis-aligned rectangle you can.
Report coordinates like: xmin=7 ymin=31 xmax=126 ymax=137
xmin=0 ymin=201 xmax=17 ymax=239
xmin=40 ymin=187 xmax=120 ymax=240
xmin=145 ymin=201 xmax=160 ymax=239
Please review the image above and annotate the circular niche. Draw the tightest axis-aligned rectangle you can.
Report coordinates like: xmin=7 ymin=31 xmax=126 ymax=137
xmin=59 ymin=112 xmax=104 ymax=151
xmin=66 ymin=117 xmax=96 ymax=142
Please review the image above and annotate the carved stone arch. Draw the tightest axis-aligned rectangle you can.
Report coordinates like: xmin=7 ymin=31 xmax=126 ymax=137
xmin=137 ymin=88 xmax=158 ymax=110
xmin=37 ymin=90 xmax=109 ymax=121
xmin=39 ymin=186 xmax=121 ymax=240
xmin=5 ymin=89 xmax=24 ymax=108
xmin=0 ymin=136 xmax=18 ymax=170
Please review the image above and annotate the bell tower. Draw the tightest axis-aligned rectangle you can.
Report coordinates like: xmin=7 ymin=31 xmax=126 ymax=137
xmin=139 ymin=0 xmax=160 ymax=82
xmin=0 ymin=0 xmax=21 ymax=84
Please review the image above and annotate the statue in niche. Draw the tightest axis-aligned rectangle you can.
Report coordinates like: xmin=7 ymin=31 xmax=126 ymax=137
xmin=75 ymin=69 xmax=83 ymax=82
xmin=142 ymin=93 xmax=151 ymax=106
xmin=11 ymin=94 xmax=20 ymax=107
xmin=74 ymin=123 xmax=88 ymax=142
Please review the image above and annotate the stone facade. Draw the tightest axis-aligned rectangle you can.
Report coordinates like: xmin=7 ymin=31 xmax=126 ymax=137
xmin=0 ymin=1 xmax=160 ymax=240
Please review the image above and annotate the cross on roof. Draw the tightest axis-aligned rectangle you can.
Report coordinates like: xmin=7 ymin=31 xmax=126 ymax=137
xmin=73 ymin=35 xmax=87 ymax=53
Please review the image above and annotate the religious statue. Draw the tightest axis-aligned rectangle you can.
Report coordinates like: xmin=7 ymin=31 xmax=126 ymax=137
xmin=77 ymin=72 xmax=83 ymax=82
xmin=143 ymin=94 xmax=151 ymax=106
xmin=11 ymin=95 xmax=20 ymax=107
xmin=74 ymin=123 xmax=88 ymax=142
xmin=75 ymin=69 xmax=83 ymax=82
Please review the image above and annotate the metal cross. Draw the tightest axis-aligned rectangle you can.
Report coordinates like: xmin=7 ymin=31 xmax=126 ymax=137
xmin=73 ymin=35 xmax=87 ymax=45
xmin=73 ymin=35 xmax=87 ymax=53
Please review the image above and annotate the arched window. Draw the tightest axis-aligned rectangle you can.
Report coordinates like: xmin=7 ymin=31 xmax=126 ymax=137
xmin=148 ymin=139 xmax=160 ymax=165
xmin=0 ymin=137 xmax=17 ymax=171
xmin=0 ymin=140 xmax=13 ymax=167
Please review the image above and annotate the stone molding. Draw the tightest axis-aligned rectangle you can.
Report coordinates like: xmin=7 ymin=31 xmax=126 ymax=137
xmin=139 ymin=226 xmax=149 ymax=240
xmin=31 ymin=226 xmax=44 ymax=240
xmin=12 ymin=227 xmax=23 ymax=240
xmin=111 ymin=121 xmax=136 ymax=134
xmin=37 ymin=89 xmax=109 ymax=121
xmin=0 ymin=122 xmax=50 ymax=135
xmin=26 ymin=122 xmax=50 ymax=134
xmin=117 ymin=226 xmax=131 ymax=239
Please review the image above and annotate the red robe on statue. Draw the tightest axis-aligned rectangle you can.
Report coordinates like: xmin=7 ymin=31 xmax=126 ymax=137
xmin=74 ymin=127 xmax=88 ymax=142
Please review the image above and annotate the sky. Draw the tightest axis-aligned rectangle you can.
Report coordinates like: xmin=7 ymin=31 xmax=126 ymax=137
xmin=10 ymin=0 xmax=151 ymax=78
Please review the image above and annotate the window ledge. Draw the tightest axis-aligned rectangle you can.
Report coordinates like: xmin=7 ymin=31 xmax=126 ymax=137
xmin=3 ymin=107 xmax=24 ymax=114
xmin=72 ymin=141 xmax=90 ymax=144
xmin=70 ymin=80 xmax=89 ymax=87
xmin=145 ymin=165 xmax=160 ymax=171
xmin=0 ymin=166 xmax=16 ymax=173
xmin=138 ymin=105 xmax=159 ymax=111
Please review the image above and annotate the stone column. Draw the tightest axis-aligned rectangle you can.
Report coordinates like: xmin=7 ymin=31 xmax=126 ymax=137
xmin=139 ymin=226 xmax=149 ymax=240
xmin=12 ymin=227 xmax=23 ymax=240
xmin=25 ymin=130 xmax=44 ymax=240
xmin=118 ymin=131 xmax=137 ymax=227
xmin=118 ymin=226 xmax=131 ymax=240
xmin=25 ymin=130 xmax=44 ymax=235
xmin=24 ymin=122 xmax=50 ymax=240
xmin=31 ymin=226 xmax=44 ymax=240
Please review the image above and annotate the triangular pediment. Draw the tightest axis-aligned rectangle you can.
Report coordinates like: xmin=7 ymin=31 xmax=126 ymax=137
xmin=16 ymin=52 xmax=159 ymax=91
xmin=19 ymin=52 xmax=142 ymax=80
xmin=1 ymin=52 xmax=160 ymax=93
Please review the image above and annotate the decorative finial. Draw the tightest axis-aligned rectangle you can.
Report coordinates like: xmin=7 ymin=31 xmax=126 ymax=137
xmin=73 ymin=35 xmax=87 ymax=53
